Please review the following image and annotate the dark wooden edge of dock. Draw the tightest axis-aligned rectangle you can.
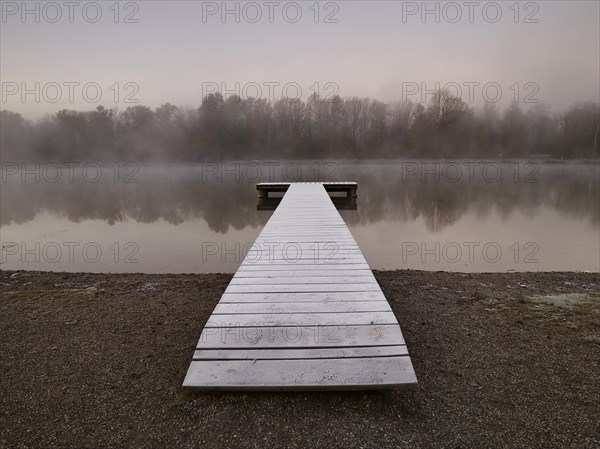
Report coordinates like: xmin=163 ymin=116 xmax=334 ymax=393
xmin=257 ymin=182 xmax=358 ymax=198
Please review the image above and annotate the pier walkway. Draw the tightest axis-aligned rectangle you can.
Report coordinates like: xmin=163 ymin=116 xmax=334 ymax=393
xmin=183 ymin=182 xmax=417 ymax=390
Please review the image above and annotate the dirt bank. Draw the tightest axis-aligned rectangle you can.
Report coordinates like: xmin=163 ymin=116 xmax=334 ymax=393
xmin=1 ymin=270 xmax=598 ymax=449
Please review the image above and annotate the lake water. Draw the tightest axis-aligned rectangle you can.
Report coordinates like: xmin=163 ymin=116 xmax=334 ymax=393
xmin=1 ymin=161 xmax=598 ymax=273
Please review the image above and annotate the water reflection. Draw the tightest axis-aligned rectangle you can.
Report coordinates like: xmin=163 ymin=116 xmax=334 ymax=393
xmin=258 ymin=196 xmax=357 ymax=210
xmin=2 ymin=162 xmax=598 ymax=231
xmin=1 ymin=161 xmax=598 ymax=272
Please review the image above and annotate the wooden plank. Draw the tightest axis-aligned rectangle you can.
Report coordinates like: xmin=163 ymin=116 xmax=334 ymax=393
xmin=229 ymin=276 xmax=376 ymax=285
xmin=213 ymin=301 xmax=392 ymax=314
xmin=224 ymin=284 xmax=381 ymax=293
xmin=243 ymin=257 xmax=365 ymax=263
xmin=255 ymin=236 xmax=355 ymax=240
xmin=232 ymin=269 xmax=375 ymax=278
xmin=242 ymin=258 xmax=367 ymax=265
xmin=193 ymin=345 xmax=408 ymax=360
xmin=258 ymin=182 xmax=357 ymax=186
xmin=195 ymin=324 xmax=405 ymax=348
xmin=183 ymin=357 xmax=416 ymax=391
xmin=219 ymin=291 xmax=387 ymax=303
xmin=248 ymin=242 xmax=359 ymax=246
xmin=239 ymin=265 xmax=369 ymax=271
xmin=205 ymin=311 xmax=398 ymax=327
xmin=240 ymin=261 xmax=369 ymax=267
xmin=236 ymin=264 xmax=372 ymax=271
xmin=242 ymin=250 xmax=364 ymax=256
xmin=244 ymin=251 xmax=364 ymax=259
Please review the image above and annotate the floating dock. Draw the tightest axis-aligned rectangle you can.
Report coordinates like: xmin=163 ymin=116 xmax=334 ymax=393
xmin=183 ymin=182 xmax=417 ymax=390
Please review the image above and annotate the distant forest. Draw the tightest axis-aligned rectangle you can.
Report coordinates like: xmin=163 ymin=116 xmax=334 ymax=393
xmin=1 ymin=90 xmax=599 ymax=161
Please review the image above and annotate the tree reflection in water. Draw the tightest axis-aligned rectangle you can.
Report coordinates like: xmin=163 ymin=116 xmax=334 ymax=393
xmin=1 ymin=162 xmax=598 ymax=233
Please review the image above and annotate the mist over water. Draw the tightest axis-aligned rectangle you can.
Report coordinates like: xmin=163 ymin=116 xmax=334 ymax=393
xmin=1 ymin=161 xmax=598 ymax=273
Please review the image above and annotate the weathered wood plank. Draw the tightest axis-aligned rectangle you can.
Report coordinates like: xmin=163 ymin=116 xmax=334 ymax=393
xmin=213 ymin=301 xmax=392 ymax=314
xmin=245 ymin=252 xmax=363 ymax=259
xmin=193 ymin=345 xmax=408 ymax=360
xmin=229 ymin=276 xmax=376 ymax=285
xmin=232 ymin=269 xmax=375 ymax=278
xmin=183 ymin=356 xmax=416 ymax=391
xmin=195 ymin=324 xmax=405 ymax=348
xmin=236 ymin=264 xmax=372 ymax=271
xmin=219 ymin=291 xmax=387 ymax=303
xmin=224 ymin=284 xmax=381 ymax=293
xmin=205 ymin=311 xmax=398 ymax=327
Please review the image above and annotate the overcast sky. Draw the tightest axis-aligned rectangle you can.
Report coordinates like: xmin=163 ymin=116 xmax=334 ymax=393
xmin=1 ymin=0 xmax=599 ymax=119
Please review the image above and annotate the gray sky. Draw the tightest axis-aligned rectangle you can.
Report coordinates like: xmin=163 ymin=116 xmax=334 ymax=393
xmin=1 ymin=0 xmax=599 ymax=119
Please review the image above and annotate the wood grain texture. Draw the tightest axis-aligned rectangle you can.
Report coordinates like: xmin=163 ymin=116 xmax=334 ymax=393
xmin=183 ymin=357 xmax=417 ymax=391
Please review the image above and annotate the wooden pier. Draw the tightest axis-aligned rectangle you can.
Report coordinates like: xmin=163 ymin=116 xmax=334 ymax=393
xmin=183 ymin=182 xmax=417 ymax=391
xmin=257 ymin=181 xmax=357 ymax=198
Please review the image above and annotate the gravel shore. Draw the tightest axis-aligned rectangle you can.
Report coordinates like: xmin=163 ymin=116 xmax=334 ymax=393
xmin=1 ymin=269 xmax=599 ymax=449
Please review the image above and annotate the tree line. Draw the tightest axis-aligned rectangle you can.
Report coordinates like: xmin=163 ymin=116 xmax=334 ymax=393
xmin=1 ymin=90 xmax=599 ymax=161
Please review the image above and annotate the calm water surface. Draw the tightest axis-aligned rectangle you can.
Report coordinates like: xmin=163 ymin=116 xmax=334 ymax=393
xmin=1 ymin=161 xmax=598 ymax=273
